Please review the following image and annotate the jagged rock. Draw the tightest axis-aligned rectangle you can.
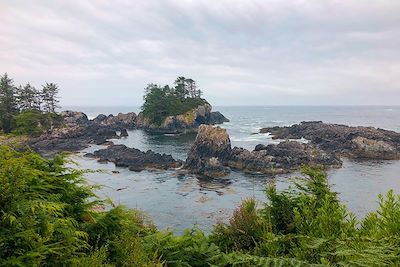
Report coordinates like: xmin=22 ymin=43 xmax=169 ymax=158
xmin=210 ymin=111 xmax=230 ymax=124
xmin=254 ymin=144 xmax=268 ymax=151
xmin=60 ymin=111 xmax=88 ymax=125
xmin=228 ymin=141 xmax=342 ymax=174
xmin=120 ymin=129 xmax=128 ymax=137
xmin=87 ymin=144 xmax=183 ymax=171
xmin=93 ymin=112 xmax=136 ymax=129
xmin=185 ymin=125 xmax=232 ymax=177
xmin=260 ymin=121 xmax=400 ymax=160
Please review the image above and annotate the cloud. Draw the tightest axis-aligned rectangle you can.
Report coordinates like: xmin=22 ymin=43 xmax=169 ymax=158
xmin=0 ymin=0 xmax=399 ymax=106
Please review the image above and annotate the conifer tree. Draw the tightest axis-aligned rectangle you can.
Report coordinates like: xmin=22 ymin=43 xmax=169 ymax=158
xmin=0 ymin=73 xmax=18 ymax=133
xmin=42 ymin=82 xmax=60 ymax=112
xmin=17 ymin=83 xmax=37 ymax=111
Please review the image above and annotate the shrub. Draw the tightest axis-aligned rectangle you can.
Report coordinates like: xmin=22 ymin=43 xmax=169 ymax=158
xmin=13 ymin=110 xmax=62 ymax=136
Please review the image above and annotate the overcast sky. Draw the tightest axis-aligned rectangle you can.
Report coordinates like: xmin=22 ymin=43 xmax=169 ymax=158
xmin=1 ymin=0 xmax=399 ymax=106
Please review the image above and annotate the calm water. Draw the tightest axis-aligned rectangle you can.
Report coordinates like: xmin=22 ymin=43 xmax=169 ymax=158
xmin=67 ymin=106 xmax=400 ymax=232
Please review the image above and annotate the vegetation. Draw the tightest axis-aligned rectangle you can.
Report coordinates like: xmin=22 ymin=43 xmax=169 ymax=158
xmin=141 ymin=77 xmax=206 ymax=125
xmin=0 ymin=73 xmax=61 ymax=135
xmin=1 ymin=146 xmax=400 ymax=266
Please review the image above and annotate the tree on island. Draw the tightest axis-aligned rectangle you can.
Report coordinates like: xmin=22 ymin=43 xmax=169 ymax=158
xmin=141 ymin=77 xmax=207 ymax=125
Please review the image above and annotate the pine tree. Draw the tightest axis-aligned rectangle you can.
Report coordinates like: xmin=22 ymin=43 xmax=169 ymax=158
xmin=17 ymin=83 xmax=37 ymax=111
xmin=0 ymin=73 xmax=18 ymax=133
xmin=42 ymin=82 xmax=60 ymax=112
xmin=174 ymin=76 xmax=188 ymax=98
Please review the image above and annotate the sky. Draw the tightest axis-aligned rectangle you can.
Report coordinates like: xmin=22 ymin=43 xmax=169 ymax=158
xmin=0 ymin=0 xmax=399 ymax=107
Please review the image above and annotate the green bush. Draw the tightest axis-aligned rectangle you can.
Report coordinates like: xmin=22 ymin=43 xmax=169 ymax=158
xmin=13 ymin=110 xmax=62 ymax=136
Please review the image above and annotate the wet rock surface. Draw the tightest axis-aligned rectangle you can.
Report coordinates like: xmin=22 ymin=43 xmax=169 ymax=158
xmin=260 ymin=121 xmax=400 ymax=160
xmin=228 ymin=141 xmax=342 ymax=174
xmin=185 ymin=125 xmax=232 ymax=177
xmin=85 ymin=144 xmax=183 ymax=172
xmin=185 ymin=125 xmax=341 ymax=177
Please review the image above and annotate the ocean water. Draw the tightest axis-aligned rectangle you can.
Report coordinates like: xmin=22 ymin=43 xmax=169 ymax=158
xmin=66 ymin=106 xmax=400 ymax=232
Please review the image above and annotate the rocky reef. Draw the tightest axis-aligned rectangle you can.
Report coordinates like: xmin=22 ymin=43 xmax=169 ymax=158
xmin=260 ymin=121 xmax=400 ymax=160
xmin=185 ymin=125 xmax=341 ymax=177
xmin=85 ymin=144 xmax=183 ymax=172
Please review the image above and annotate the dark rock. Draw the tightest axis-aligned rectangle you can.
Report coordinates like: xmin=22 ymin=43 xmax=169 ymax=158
xmin=254 ymin=144 xmax=268 ymax=151
xmin=209 ymin=111 xmax=230 ymax=124
xmin=94 ymin=112 xmax=136 ymax=129
xmin=60 ymin=110 xmax=89 ymax=125
xmin=228 ymin=141 xmax=342 ymax=174
xmin=260 ymin=121 xmax=400 ymax=160
xmin=185 ymin=125 xmax=232 ymax=177
xmin=120 ymin=129 xmax=129 ymax=137
xmin=89 ymin=144 xmax=183 ymax=171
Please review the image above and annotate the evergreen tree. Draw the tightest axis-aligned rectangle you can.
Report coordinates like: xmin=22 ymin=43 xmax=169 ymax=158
xmin=0 ymin=73 xmax=18 ymax=133
xmin=42 ymin=82 xmax=60 ymax=112
xmin=185 ymin=78 xmax=197 ymax=98
xmin=17 ymin=83 xmax=37 ymax=111
xmin=174 ymin=76 xmax=188 ymax=98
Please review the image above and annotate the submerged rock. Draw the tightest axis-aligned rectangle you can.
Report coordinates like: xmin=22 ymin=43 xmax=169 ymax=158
xmin=87 ymin=144 xmax=183 ymax=171
xmin=260 ymin=121 xmax=400 ymax=160
xmin=185 ymin=125 xmax=231 ymax=177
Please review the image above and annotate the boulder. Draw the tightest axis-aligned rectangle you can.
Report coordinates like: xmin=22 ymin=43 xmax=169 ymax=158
xmin=60 ymin=110 xmax=88 ymax=125
xmin=185 ymin=125 xmax=232 ymax=177
xmin=352 ymin=136 xmax=399 ymax=160
xmin=94 ymin=112 xmax=136 ymax=129
xmin=209 ymin=111 xmax=230 ymax=124
xmin=120 ymin=129 xmax=129 ymax=137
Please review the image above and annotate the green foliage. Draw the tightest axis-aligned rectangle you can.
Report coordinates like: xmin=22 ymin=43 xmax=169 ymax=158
xmin=0 ymin=73 xmax=62 ymax=135
xmin=141 ymin=78 xmax=207 ymax=125
xmin=1 ymin=146 xmax=400 ymax=266
xmin=14 ymin=110 xmax=62 ymax=136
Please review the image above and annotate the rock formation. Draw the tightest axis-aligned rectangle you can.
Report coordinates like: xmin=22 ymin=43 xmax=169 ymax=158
xmin=260 ymin=121 xmax=400 ymax=160
xmin=185 ymin=125 xmax=341 ymax=177
xmin=185 ymin=125 xmax=232 ymax=177
xmin=85 ymin=144 xmax=183 ymax=172
xmin=135 ymin=104 xmax=229 ymax=133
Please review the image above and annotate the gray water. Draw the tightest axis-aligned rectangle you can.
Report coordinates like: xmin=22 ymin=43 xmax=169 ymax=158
xmin=67 ymin=106 xmax=400 ymax=232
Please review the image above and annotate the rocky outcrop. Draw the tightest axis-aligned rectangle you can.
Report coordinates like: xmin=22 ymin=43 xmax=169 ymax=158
xmin=185 ymin=125 xmax=341 ymax=177
xmin=228 ymin=141 xmax=342 ymax=174
xmin=93 ymin=112 xmax=136 ymax=129
xmin=85 ymin=144 xmax=183 ymax=172
xmin=185 ymin=125 xmax=231 ymax=177
xmin=60 ymin=111 xmax=89 ymax=125
xmin=260 ymin=121 xmax=400 ymax=160
xmin=135 ymin=104 xmax=229 ymax=133
xmin=29 ymin=123 xmax=119 ymax=155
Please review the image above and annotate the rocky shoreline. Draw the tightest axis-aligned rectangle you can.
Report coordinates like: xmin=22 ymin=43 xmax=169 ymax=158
xmin=185 ymin=125 xmax=342 ymax=177
xmin=260 ymin=121 xmax=400 ymax=160
xmin=13 ymin=108 xmax=400 ymax=177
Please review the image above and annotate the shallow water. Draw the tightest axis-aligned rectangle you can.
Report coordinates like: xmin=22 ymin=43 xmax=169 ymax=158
xmin=67 ymin=106 xmax=400 ymax=232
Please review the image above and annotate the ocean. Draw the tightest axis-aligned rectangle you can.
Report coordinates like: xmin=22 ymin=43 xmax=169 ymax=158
xmin=66 ymin=105 xmax=400 ymax=233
